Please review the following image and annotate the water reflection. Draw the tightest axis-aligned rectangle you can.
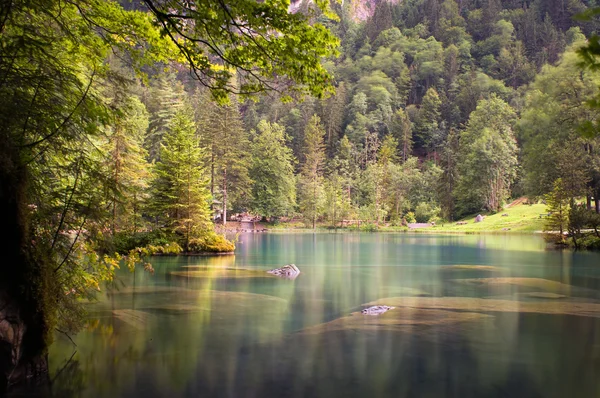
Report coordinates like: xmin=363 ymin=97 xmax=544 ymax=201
xmin=44 ymin=233 xmax=600 ymax=398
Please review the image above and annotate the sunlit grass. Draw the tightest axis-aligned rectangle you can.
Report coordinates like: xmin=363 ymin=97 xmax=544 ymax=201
xmin=429 ymin=203 xmax=548 ymax=233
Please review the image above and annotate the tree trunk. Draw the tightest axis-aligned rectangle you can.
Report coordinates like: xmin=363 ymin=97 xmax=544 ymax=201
xmin=222 ymin=169 xmax=227 ymax=226
xmin=587 ymin=195 xmax=592 ymax=210
xmin=0 ymin=151 xmax=49 ymax=393
xmin=312 ymin=178 xmax=316 ymax=230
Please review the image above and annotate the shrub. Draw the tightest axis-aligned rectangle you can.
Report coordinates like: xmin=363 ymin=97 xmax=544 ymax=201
xmin=415 ymin=202 xmax=440 ymax=223
xmin=188 ymin=232 xmax=235 ymax=253
xmin=111 ymin=230 xmax=177 ymax=254
xmin=404 ymin=211 xmax=416 ymax=224
xmin=572 ymin=235 xmax=600 ymax=251
xmin=360 ymin=222 xmax=378 ymax=232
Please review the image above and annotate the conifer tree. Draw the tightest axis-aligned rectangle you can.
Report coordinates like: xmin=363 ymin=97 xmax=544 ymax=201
xmin=249 ymin=121 xmax=296 ymax=218
xmin=298 ymin=115 xmax=326 ymax=228
xmin=104 ymin=96 xmax=151 ymax=234
xmin=545 ymin=178 xmax=570 ymax=240
xmin=391 ymin=108 xmax=413 ymax=162
xmin=149 ymin=107 xmax=211 ymax=250
xmin=200 ymin=96 xmax=252 ymax=224
xmin=144 ymin=73 xmax=185 ymax=161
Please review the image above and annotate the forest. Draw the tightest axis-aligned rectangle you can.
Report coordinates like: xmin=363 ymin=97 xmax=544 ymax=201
xmin=2 ymin=0 xmax=600 ymax=391
xmin=94 ymin=0 xmax=600 ymax=240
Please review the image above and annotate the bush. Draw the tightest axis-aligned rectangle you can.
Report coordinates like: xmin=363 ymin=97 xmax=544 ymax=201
xmin=111 ymin=230 xmax=177 ymax=254
xmin=415 ymin=202 xmax=439 ymax=223
xmin=188 ymin=232 xmax=235 ymax=253
xmin=360 ymin=222 xmax=378 ymax=232
xmin=571 ymin=234 xmax=600 ymax=250
xmin=404 ymin=211 xmax=416 ymax=224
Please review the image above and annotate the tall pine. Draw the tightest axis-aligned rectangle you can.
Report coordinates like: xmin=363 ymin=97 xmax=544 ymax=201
xmin=149 ymin=107 xmax=211 ymax=250
xmin=298 ymin=115 xmax=326 ymax=228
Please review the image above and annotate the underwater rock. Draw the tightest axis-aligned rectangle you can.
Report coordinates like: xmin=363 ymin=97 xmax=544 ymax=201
xmin=299 ymin=307 xmax=493 ymax=335
xmin=361 ymin=305 xmax=395 ymax=315
xmin=267 ymin=264 xmax=300 ymax=279
xmin=364 ymin=296 xmax=600 ymax=318
xmin=441 ymin=265 xmax=502 ymax=271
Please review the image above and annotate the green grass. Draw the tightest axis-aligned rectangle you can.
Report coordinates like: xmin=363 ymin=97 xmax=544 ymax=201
xmin=429 ymin=203 xmax=547 ymax=233
xmin=260 ymin=202 xmax=548 ymax=234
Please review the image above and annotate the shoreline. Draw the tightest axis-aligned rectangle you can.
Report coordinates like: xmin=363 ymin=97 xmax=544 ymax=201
xmin=225 ymin=226 xmax=541 ymax=235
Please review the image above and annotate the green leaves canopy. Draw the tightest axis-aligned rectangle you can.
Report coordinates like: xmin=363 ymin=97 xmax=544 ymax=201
xmin=142 ymin=0 xmax=339 ymax=101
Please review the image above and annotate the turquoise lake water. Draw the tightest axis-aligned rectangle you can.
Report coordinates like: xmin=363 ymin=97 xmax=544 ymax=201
xmin=45 ymin=233 xmax=600 ymax=398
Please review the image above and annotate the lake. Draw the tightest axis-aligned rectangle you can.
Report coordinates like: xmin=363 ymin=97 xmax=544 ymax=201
xmin=46 ymin=233 xmax=600 ymax=398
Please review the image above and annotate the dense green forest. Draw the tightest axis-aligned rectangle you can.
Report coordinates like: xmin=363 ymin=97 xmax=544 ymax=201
xmin=3 ymin=0 xmax=600 ymax=391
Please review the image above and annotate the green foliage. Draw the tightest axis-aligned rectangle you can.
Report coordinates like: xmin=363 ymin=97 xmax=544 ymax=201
xmin=413 ymin=87 xmax=443 ymax=153
xmin=404 ymin=212 xmax=416 ymax=224
xmin=520 ymin=45 xmax=600 ymax=198
xmin=415 ymin=202 xmax=440 ymax=223
xmin=249 ymin=121 xmax=297 ymax=218
xmin=298 ymin=115 xmax=326 ymax=228
xmin=142 ymin=0 xmax=339 ymax=101
xmin=455 ymin=96 xmax=518 ymax=216
xmin=188 ymin=232 xmax=235 ymax=253
xmin=356 ymin=222 xmax=378 ymax=232
xmin=145 ymin=73 xmax=186 ymax=161
xmin=196 ymin=90 xmax=252 ymax=220
xmin=149 ymin=107 xmax=212 ymax=250
xmin=111 ymin=230 xmax=178 ymax=254
xmin=544 ymin=179 xmax=570 ymax=238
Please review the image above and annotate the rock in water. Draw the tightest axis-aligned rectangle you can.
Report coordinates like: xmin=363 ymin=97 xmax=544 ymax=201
xmin=361 ymin=305 xmax=395 ymax=315
xmin=267 ymin=264 xmax=300 ymax=279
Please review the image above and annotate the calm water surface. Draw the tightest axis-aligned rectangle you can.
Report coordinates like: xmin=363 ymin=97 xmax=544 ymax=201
xmin=47 ymin=233 xmax=600 ymax=398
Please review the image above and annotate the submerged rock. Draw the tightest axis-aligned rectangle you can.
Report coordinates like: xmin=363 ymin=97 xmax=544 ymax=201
xmin=361 ymin=305 xmax=395 ymax=315
xmin=441 ymin=265 xmax=502 ymax=272
xmin=300 ymin=307 xmax=493 ymax=335
xmin=267 ymin=264 xmax=300 ymax=279
xmin=364 ymin=296 xmax=600 ymax=318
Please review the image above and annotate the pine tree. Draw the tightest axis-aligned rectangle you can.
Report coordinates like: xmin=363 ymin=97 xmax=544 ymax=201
xmin=322 ymin=82 xmax=348 ymax=157
xmin=149 ymin=107 xmax=211 ymax=250
xmin=199 ymin=94 xmax=252 ymax=224
xmin=414 ymin=87 xmax=443 ymax=157
xmin=298 ymin=115 xmax=326 ymax=228
xmin=332 ymin=135 xmax=358 ymax=207
xmin=391 ymin=108 xmax=413 ymax=162
xmin=545 ymin=178 xmax=570 ymax=240
xmin=104 ymin=96 xmax=151 ymax=234
xmin=249 ymin=121 xmax=296 ymax=218
xmin=144 ymin=73 xmax=185 ymax=161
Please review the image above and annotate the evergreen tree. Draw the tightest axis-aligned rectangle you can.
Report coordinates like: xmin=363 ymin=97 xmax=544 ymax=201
xmin=322 ymin=83 xmax=348 ymax=157
xmin=197 ymin=92 xmax=252 ymax=223
xmin=104 ymin=95 xmax=151 ymax=234
xmin=414 ymin=87 xmax=443 ymax=156
xmin=298 ymin=115 xmax=326 ymax=228
xmin=332 ymin=135 xmax=359 ymax=207
xmin=249 ymin=121 xmax=296 ymax=218
xmin=149 ymin=107 xmax=211 ymax=250
xmin=391 ymin=108 xmax=413 ymax=162
xmin=144 ymin=73 xmax=185 ymax=161
xmin=544 ymin=178 xmax=570 ymax=240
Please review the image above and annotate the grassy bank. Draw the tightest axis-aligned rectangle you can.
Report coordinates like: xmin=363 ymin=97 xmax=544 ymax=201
xmin=428 ymin=203 xmax=547 ymax=233
xmin=263 ymin=203 xmax=548 ymax=234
